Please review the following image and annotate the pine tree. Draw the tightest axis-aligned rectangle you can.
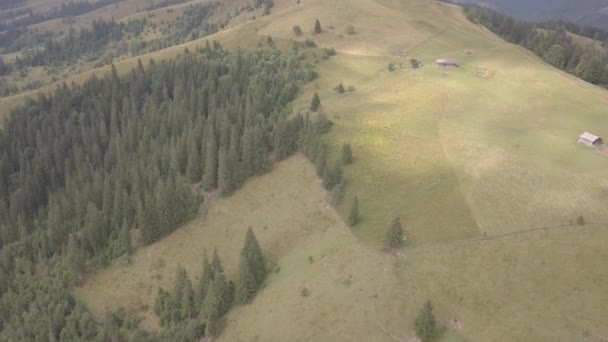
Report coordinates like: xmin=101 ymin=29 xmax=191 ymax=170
xmin=316 ymin=147 xmax=327 ymax=177
xmin=187 ymin=141 xmax=202 ymax=183
xmin=210 ymin=248 xmax=224 ymax=276
xmin=314 ymin=19 xmax=322 ymax=34
xmin=202 ymin=132 xmax=218 ymax=191
xmin=385 ymin=216 xmax=404 ymax=248
xmin=310 ymin=92 xmax=321 ymax=111
xmin=217 ymin=146 xmax=230 ymax=196
xmin=196 ymin=250 xmax=212 ymax=311
xmin=341 ymin=143 xmax=353 ymax=165
xmin=415 ymin=301 xmax=437 ymax=342
xmin=236 ymin=254 xmax=257 ymax=304
xmin=181 ymin=276 xmax=194 ymax=320
xmin=236 ymin=227 xmax=266 ymax=304
xmin=348 ymin=196 xmax=359 ymax=226
xmin=118 ymin=219 xmax=132 ymax=256
xmin=66 ymin=234 xmax=85 ymax=280
xmin=173 ymin=266 xmax=189 ymax=316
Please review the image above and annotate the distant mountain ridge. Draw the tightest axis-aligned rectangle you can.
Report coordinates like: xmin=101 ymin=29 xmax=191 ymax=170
xmin=449 ymin=0 xmax=608 ymax=29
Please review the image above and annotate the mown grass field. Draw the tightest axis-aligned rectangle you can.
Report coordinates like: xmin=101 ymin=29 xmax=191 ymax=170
xmin=9 ymin=0 xmax=608 ymax=340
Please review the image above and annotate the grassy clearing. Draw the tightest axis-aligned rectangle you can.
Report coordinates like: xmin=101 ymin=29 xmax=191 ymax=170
xmin=73 ymin=155 xmax=337 ymax=330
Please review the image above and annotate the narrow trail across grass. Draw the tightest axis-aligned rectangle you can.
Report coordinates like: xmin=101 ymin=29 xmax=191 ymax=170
xmin=407 ymin=221 xmax=608 ymax=250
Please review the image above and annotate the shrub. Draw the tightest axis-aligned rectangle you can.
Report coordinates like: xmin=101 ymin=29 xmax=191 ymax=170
xmin=387 ymin=63 xmax=395 ymax=72
xmin=334 ymin=82 xmax=345 ymax=93
xmin=301 ymin=288 xmax=310 ymax=297
xmin=293 ymin=25 xmax=302 ymax=36
xmin=346 ymin=24 xmax=355 ymax=35
xmin=410 ymin=58 xmax=421 ymax=69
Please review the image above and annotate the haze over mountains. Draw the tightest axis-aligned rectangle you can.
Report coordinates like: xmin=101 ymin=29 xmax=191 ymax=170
xmin=452 ymin=0 xmax=608 ymax=29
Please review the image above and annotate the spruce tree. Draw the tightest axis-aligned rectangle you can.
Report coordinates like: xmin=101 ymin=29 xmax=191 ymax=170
xmin=316 ymin=147 xmax=327 ymax=178
xmin=236 ymin=227 xmax=266 ymax=303
xmin=66 ymin=234 xmax=85 ymax=280
xmin=217 ymin=146 xmax=230 ymax=196
xmin=181 ymin=276 xmax=194 ymax=320
xmin=415 ymin=301 xmax=437 ymax=342
xmin=173 ymin=266 xmax=189 ymax=315
xmin=385 ymin=216 xmax=404 ymax=248
xmin=202 ymin=133 xmax=218 ymax=191
xmin=236 ymin=254 xmax=257 ymax=304
xmin=187 ymin=141 xmax=202 ymax=183
xmin=196 ymin=250 xmax=212 ymax=311
xmin=210 ymin=248 xmax=224 ymax=276
xmin=245 ymin=227 xmax=266 ymax=283
xmin=348 ymin=196 xmax=359 ymax=226
xmin=310 ymin=92 xmax=321 ymax=111
xmin=314 ymin=19 xmax=322 ymax=34
xmin=118 ymin=219 xmax=132 ymax=256
xmin=202 ymin=277 xmax=221 ymax=336
xmin=341 ymin=143 xmax=353 ymax=165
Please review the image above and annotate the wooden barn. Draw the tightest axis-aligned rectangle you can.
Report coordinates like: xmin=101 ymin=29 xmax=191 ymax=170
xmin=436 ymin=59 xmax=459 ymax=67
xmin=578 ymin=132 xmax=603 ymax=147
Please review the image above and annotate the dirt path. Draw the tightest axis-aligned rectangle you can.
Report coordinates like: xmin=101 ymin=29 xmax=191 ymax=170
xmin=408 ymin=221 xmax=608 ymax=250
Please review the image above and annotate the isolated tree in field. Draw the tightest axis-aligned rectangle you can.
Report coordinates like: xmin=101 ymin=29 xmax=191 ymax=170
xmin=415 ymin=300 xmax=437 ymax=342
xmin=348 ymin=196 xmax=360 ymax=226
xmin=310 ymin=92 xmax=321 ymax=111
xmin=387 ymin=63 xmax=395 ymax=72
xmin=314 ymin=19 xmax=322 ymax=34
xmin=293 ymin=25 xmax=302 ymax=36
xmin=385 ymin=216 xmax=404 ymax=248
xmin=341 ymin=143 xmax=353 ymax=164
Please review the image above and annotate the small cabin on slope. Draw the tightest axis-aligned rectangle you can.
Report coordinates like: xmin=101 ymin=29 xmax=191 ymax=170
xmin=578 ymin=132 xmax=603 ymax=147
xmin=436 ymin=59 xmax=459 ymax=67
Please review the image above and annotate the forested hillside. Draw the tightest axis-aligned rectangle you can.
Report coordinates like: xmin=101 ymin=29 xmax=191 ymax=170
xmin=448 ymin=0 xmax=608 ymax=29
xmin=463 ymin=5 xmax=608 ymax=85
xmin=0 ymin=42 xmax=322 ymax=340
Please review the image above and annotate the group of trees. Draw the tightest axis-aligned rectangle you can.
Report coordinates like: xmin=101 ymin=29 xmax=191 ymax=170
xmin=154 ymin=228 xmax=266 ymax=338
xmin=0 ymin=0 xmax=123 ymax=55
xmin=464 ymin=5 xmax=608 ymax=85
xmin=0 ymin=42 xmax=322 ymax=340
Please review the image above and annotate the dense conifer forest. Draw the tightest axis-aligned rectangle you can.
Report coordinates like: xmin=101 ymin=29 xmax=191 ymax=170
xmin=462 ymin=5 xmax=608 ymax=85
xmin=0 ymin=41 xmax=325 ymax=340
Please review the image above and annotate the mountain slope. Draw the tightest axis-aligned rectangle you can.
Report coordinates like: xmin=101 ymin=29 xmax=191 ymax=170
xmin=451 ymin=0 xmax=608 ymax=29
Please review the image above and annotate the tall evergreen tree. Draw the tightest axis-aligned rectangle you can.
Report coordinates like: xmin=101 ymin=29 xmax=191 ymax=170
xmin=341 ymin=143 xmax=353 ymax=165
xmin=202 ymin=131 xmax=218 ymax=191
xmin=385 ymin=216 xmax=404 ymax=248
xmin=236 ymin=227 xmax=266 ymax=304
xmin=348 ymin=196 xmax=359 ymax=226
xmin=187 ymin=141 xmax=202 ymax=183
xmin=196 ymin=250 xmax=212 ymax=311
xmin=118 ymin=219 xmax=132 ymax=256
xmin=415 ymin=301 xmax=437 ymax=342
xmin=314 ymin=19 xmax=322 ymax=34
xmin=66 ymin=234 xmax=85 ymax=281
xmin=310 ymin=92 xmax=321 ymax=111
